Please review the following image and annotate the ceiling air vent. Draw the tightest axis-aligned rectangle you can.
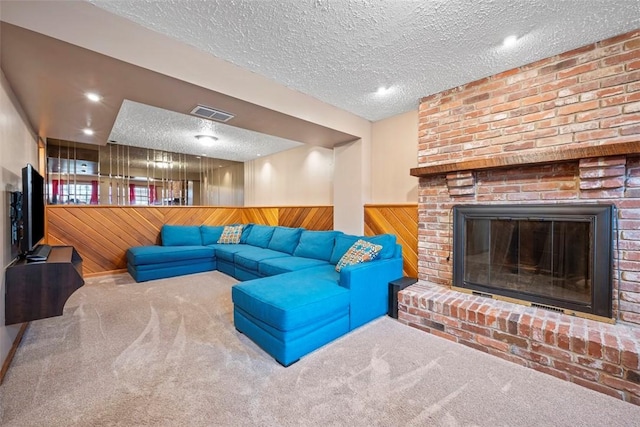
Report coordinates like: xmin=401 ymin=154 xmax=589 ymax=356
xmin=190 ymin=105 xmax=235 ymax=122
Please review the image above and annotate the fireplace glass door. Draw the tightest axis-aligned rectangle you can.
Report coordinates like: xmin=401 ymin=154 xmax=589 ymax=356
xmin=452 ymin=204 xmax=613 ymax=318
xmin=463 ymin=219 xmax=591 ymax=305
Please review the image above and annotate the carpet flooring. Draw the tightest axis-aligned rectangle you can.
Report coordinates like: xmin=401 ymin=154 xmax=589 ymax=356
xmin=1 ymin=270 xmax=639 ymax=426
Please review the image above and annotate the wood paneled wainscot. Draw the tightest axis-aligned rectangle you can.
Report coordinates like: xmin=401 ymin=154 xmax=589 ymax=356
xmin=46 ymin=206 xmax=334 ymax=276
xmin=364 ymin=204 xmax=418 ymax=278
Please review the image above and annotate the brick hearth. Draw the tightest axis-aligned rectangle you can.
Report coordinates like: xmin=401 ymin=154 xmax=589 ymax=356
xmin=398 ymin=283 xmax=640 ymax=404
xmin=406 ymin=29 xmax=640 ymax=404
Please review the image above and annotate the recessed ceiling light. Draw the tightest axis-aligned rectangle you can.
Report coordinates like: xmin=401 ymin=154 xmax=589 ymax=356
xmin=375 ymin=86 xmax=394 ymax=96
xmin=195 ymin=134 xmax=218 ymax=145
xmin=83 ymin=128 xmax=94 ymax=135
xmin=85 ymin=92 xmax=102 ymax=102
xmin=503 ymin=35 xmax=518 ymax=48
xmin=257 ymin=154 xmax=262 ymax=157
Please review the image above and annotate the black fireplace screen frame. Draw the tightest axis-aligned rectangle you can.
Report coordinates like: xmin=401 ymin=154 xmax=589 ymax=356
xmin=452 ymin=204 xmax=614 ymax=318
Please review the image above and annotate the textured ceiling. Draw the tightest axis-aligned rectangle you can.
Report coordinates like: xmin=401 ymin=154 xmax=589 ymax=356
xmin=90 ymin=0 xmax=640 ymax=121
xmin=109 ymin=100 xmax=303 ymax=162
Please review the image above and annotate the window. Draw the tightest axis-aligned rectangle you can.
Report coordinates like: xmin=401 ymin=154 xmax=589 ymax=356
xmin=133 ymin=186 xmax=150 ymax=206
xmin=51 ymin=183 xmax=92 ymax=204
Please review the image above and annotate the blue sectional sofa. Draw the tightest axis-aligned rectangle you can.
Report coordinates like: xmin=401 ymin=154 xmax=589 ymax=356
xmin=127 ymin=224 xmax=403 ymax=366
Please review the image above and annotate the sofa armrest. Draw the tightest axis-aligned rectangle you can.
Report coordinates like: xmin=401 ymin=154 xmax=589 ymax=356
xmin=338 ymin=257 xmax=404 ymax=330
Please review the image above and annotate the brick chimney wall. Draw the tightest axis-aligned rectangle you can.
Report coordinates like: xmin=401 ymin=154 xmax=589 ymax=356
xmin=404 ymin=29 xmax=640 ymax=404
xmin=415 ymin=29 xmax=640 ymax=326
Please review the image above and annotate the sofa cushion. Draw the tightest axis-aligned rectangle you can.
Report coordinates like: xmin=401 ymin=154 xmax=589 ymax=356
xmin=218 ymin=225 xmax=244 ymax=244
xmin=200 ymin=225 xmax=225 ymax=245
xmin=209 ymin=243 xmax=252 ymax=262
xmin=127 ymin=245 xmax=214 ymax=266
xmin=245 ymin=225 xmax=276 ymax=248
xmin=161 ymin=225 xmax=202 ymax=246
xmin=232 ymin=274 xmax=349 ymax=331
xmin=240 ymin=224 xmax=254 ymax=244
xmin=258 ymin=256 xmax=330 ymax=277
xmin=330 ymin=233 xmax=397 ymax=264
xmin=335 ymin=239 xmax=382 ymax=272
xmin=267 ymin=226 xmax=303 ymax=254
xmin=293 ymin=230 xmax=342 ymax=262
xmin=234 ymin=247 xmax=289 ymax=271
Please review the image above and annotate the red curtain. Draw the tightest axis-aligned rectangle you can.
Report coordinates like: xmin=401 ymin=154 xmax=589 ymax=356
xmin=90 ymin=180 xmax=99 ymax=204
xmin=129 ymin=183 xmax=136 ymax=204
xmin=149 ymin=185 xmax=156 ymax=204
xmin=51 ymin=179 xmax=59 ymax=204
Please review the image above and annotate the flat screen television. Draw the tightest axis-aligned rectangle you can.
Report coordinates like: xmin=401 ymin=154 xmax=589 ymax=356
xmin=20 ymin=164 xmax=46 ymax=255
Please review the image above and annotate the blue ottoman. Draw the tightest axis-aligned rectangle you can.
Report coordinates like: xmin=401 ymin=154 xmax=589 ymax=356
xmin=232 ymin=272 xmax=350 ymax=366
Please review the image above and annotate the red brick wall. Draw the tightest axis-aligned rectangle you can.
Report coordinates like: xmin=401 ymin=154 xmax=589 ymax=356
xmin=418 ymin=29 xmax=640 ymax=165
xmin=416 ymin=29 xmax=640 ymax=326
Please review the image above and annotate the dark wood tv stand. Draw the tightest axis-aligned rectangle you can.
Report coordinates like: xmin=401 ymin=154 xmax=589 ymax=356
xmin=4 ymin=246 xmax=84 ymax=325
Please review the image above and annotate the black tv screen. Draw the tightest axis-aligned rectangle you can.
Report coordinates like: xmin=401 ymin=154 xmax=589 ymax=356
xmin=21 ymin=164 xmax=45 ymax=254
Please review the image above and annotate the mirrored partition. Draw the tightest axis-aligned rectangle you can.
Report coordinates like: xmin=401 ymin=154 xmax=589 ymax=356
xmin=46 ymin=139 xmax=244 ymax=206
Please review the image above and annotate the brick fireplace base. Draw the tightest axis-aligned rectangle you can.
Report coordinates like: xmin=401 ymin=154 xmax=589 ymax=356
xmin=398 ymin=282 xmax=640 ymax=405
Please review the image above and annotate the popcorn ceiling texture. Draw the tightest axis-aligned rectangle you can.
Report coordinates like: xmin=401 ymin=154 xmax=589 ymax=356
xmin=91 ymin=0 xmax=640 ymax=121
xmin=109 ymin=100 xmax=302 ymax=162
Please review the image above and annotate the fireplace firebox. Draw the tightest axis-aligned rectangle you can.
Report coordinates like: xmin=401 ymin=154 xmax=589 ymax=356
xmin=452 ymin=204 xmax=614 ymax=319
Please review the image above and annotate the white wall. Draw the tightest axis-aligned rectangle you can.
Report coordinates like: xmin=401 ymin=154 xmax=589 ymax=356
xmin=0 ymin=70 xmax=39 ymax=370
xmin=244 ymin=145 xmax=333 ymax=206
xmin=371 ymin=110 xmax=419 ymax=203
xmin=334 ymin=139 xmax=369 ymax=234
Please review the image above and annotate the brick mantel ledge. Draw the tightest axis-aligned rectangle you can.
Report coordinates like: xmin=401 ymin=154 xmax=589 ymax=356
xmin=410 ymin=140 xmax=640 ymax=178
xmin=398 ymin=282 xmax=640 ymax=404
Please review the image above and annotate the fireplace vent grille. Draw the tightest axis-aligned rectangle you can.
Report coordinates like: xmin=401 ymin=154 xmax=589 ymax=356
xmin=531 ymin=302 xmax=567 ymax=314
xmin=472 ymin=291 xmax=493 ymax=299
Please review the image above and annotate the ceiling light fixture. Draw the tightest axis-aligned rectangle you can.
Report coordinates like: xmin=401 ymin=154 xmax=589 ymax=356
xmin=85 ymin=92 xmax=102 ymax=102
xmin=83 ymin=128 xmax=94 ymax=135
xmin=503 ymin=35 xmax=518 ymax=48
xmin=195 ymin=134 xmax=219 ymax=145
xmin=375 ymin=86 xmax=394 ymax=96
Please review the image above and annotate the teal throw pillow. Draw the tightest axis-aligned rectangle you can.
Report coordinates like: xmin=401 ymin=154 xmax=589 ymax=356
xmin=335 ymin=239 xmax=382 ymax=272
xmin=330 ymin=233 xmax=397 ymax=264
xmin=217 ymin=225 xmax=244 ymax=244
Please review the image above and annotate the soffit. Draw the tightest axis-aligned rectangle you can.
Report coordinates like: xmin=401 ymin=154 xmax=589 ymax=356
xmin=0 ymin=22 xmax=357 ymax=159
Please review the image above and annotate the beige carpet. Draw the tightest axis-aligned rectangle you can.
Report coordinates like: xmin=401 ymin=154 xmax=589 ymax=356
xmin=1 ymin=271 xmax=639 ymax=426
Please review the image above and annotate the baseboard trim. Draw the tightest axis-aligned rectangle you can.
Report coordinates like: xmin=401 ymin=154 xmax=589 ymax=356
xmin=84 ymin=268 xmax=128 ymax=278
xmin=0 ymin=322 xmax=29 ymax=384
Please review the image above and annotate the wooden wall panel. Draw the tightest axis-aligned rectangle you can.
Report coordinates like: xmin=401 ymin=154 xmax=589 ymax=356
xmin=279 ymin=206 xmax=333 ymax=230
xmin=364 ymin=204 xmax=418 ymax=278
xmin=46 ymin=206 xmax=333 ymax=276
xmin=46 ymin=206 xmax=242 ymax=276
xmin=242 ymin=208 xmax=279 ymax=226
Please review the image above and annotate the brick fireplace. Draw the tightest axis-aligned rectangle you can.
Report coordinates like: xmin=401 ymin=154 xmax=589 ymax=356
xmin=400 ymin=29 xmax=640 ymax=404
